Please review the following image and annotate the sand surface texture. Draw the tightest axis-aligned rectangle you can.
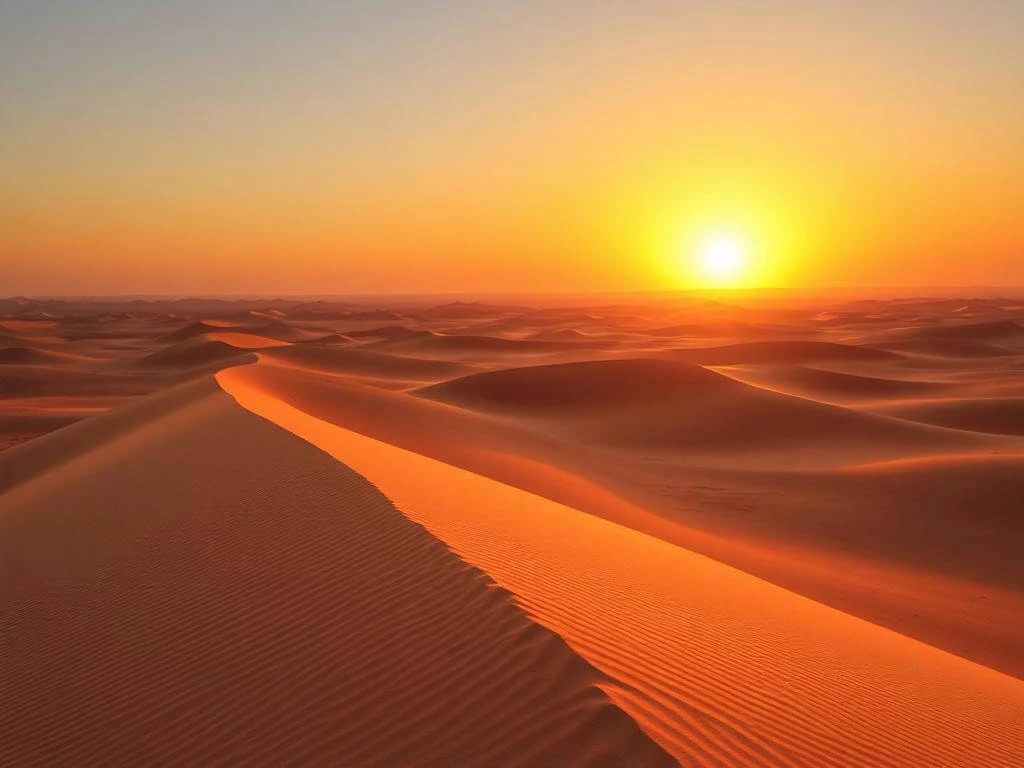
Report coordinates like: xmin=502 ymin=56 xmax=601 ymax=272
xmin=3 ymin=295 xmax=1023 ymax=765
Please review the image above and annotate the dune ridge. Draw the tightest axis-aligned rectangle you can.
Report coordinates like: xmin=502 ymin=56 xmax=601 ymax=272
xmin=0 ymin=379 xmax=673 ymax=767
xmin=211 ymin=359 xmax=1024 ymax=675
xmin=219 ymin=368 xmax=1024 ymax=767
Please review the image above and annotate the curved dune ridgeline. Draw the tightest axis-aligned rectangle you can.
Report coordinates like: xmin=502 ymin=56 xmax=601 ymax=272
xmin=218 ymin=368 xmax=1024 ymax=767
xmin=0 ymin=380 xmax=673 ymax=767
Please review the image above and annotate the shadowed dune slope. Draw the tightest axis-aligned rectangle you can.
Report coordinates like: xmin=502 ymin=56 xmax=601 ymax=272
xmin=418 ymin=358 xmax=735 ymax=412
xmin=375 ymin=333 xmax=607 ymax=357
xmin=873 ymin=339 xmax=1017 ymax=358
xmin=346 ymin=324 xmax=434 ymax=340
xmin=0 ymin=347 xmax=96 ymax=366
xmin=220 ymin=369 xmax=1024 ymax=767
xmin=870 ymin=398 xmax=1024 ymax=436
xmin=717 ymin=365 xmax=956 ymax=403
xmin=879 ymin=319 xmax=1024 ymax=343
xmin=260 ymin=345 xmax=476 ymax=381
xmin=136 ymin=338 xmax=257 ymax=369
xmin=158 ymin=318 xmax=324 ymax=344
xmin=417 ymin=359 xmax=988 ymax=464
xmin=642 ymin=320 xmax=797 ymax=338
xmin=0 ymin=379 xmax=673 ymax=768
xmin=202 ymin=331 xmax=291 ymax=349
xmin=156 ymin=320 xmax=237 ymax=343
xmin=665 ymin=340 xmax=901 ymax=365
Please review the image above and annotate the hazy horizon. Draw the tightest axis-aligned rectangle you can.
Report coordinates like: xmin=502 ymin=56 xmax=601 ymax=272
xmin=7 ymin=284 xmax=1024 ymax=303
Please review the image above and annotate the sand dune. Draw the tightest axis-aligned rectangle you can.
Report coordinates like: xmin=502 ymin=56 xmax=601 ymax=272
xmin=218 ymin=372 xmax=1024 ymax=766
xmin=872 ymin=338 xmax=1017 ymax=358
xmin=261 ymin=345 xmax=477 ymax=382
xmin=158 ymin=317 xmax=326 ymax=345
xmin=207 ymin=357 xmax=1024 ymax=672
xmin=418 ymin=358 xmax=985 ymax=466
xmin=136 ymin=338 xmax=257 ymax=369
xmin=156 ymin=319 xmax=241 ymax=342
xmin=871 ymin=397 xmax=1024 ymax=435
xmin=1 ymin=380 xmax=672 ymax=766
xmin=347 ymin=324 xmax=435 ymax=340
xmin=201 ymin=331 xmax=291 ymax=349
xmin=878 ymin=319 xmax=1024 ymax=343
xmin=642 ymin=320 xmax=799 ymax=338
xmin=419 ymin=358 xmax=734 ymax=412
xmin=0 ymin=346 xmax=97 ymax=366
xmin=718 ymin=365 xmax=956 ymax=403
xmin=527 ymin=327 xmax=598 ymax=341
xmin=217 ymin=356 xmax=1024 ymax=677
xmin=666 ymin=340 xmax=901 ymax=365
xmin=374 ymin=333 xmax=609 ymax=358
xmin=0 ymin=319 xmax=61 ymax=333
xmin=2 ymin=294 xmax=1023 ymax=766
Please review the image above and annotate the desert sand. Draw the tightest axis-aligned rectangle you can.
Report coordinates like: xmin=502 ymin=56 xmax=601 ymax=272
xmin=2 ymin=294 xmax=1023 ymax=766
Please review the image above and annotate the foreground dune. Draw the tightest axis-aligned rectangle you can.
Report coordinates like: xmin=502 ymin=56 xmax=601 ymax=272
xmin=0 ymin=380 xmax=673 ymax=767
xmin=219 ymin=368 xmax=1024 ymax=766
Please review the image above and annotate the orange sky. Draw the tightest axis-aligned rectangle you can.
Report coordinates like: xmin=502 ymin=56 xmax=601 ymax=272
xmin=2 ymin=2 xmax=1022 ymax=295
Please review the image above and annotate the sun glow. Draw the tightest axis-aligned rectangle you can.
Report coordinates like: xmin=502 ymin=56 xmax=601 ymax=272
xmin=701 ymin=236 xmax=745 ymax=276
xmin=692 ymin=233 xmax=752 ymax=287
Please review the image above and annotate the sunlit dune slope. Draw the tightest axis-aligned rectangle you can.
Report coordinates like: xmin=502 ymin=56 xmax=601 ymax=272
xmin=213 ymin=358 xmax=1024 ymax=675
xmin=219 ymin=368 xmax=1024 ymax=767
xmin=0 ymin=379 xmax=673 ymax=767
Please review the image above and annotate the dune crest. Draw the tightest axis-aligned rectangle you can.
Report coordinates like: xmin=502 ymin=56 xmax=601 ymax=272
xmin=219 ymin=368 xmax=1024 ymax=767
xmin=0 ymin=379 xmax=672 ymax=767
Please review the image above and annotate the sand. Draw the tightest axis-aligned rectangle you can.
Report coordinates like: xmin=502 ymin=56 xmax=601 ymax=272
xmin=2 ymin=295 xmax=1023 ymax=765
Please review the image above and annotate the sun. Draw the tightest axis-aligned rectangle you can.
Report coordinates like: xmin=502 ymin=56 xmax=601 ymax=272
xmin=699 ymin=235 xmax=747 ymax=280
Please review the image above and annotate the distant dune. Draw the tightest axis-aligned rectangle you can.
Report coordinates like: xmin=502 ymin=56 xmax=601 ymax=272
xmin=419 ymin=358 xmax=980 ymax=466
xmin=872 ymin=397 xmax=1024 ymax=435
xmin=374 ymin=333 xmax=609 ymax=357
xmin=0 ymin=346 xmax=91 ymax=366
xmin=719 ymin=365 xmax=956 ymax=402
xmin=666 ymin=340 xmax=901 ymax=365
xmin=642 ymin=320 xmax=798 ymax=338
xmin=261 ymin=345 xmax=477 ymax=382
xmin=156 ymin=319 xmax=241 ymax=342
xmin=872 ymin=339 xmax=1017 ymax=358
xmin=880 ymin=319 xmax=1024 ymax=343
xmin=136 ymin=338 xmax=257 ymax=369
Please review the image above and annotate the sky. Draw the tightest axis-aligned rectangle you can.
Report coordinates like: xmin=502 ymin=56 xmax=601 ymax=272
xmin=2 ymin=1 xmax=1022 ymax=296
